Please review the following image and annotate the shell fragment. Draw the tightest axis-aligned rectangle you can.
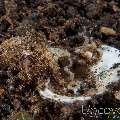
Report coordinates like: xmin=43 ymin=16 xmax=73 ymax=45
xmin=39 ymin=45 xmax=120 ymax=103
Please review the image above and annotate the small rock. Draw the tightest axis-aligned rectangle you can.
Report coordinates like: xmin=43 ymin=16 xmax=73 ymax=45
xmin=112 ymin=5 xmax=120 ymax=12
xmin=100 ymin=27 xmax=117 ymax=36
xmin=61 ymin=106 xmax=72 ymax=113
xmin=84 ymin=89 xmax=96 ymax=96
xmin=115 ymin=90 xmax=120 ymax=100
xmin=16 ymin=112 xmax=32 ymax=120
xmin=84 ymin=51 xmax=93 ymax=59
xmin=0 ymin=87 xmax=4 ymax=96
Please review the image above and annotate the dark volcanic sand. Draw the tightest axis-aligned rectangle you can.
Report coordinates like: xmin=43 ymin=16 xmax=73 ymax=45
xmin=0 ymin=0 xmax=120 ymax=120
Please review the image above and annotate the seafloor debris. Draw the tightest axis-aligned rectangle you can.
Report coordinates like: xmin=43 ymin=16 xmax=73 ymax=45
xmin=115 ymin=90 xmax=120 ymax=100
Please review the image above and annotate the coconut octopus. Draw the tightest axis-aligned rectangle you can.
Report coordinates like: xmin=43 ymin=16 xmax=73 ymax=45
xmin=0 ymin=30 xmax=120 ymax=104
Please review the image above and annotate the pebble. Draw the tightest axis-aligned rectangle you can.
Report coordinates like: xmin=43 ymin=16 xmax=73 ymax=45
xmin=115 ymin=90 xmax=120 ymax=100
xmin=0 ymin=87 xmax=4 ymax=96
xmin=84 ymin=51 xmax=93 ymax=59
xmin=100 ymin=27 xmax=117 ymax=36
xmin=112 ymin=5 xmax=120 ymax=12
xmin=61 ymin=106 xmax=72 ymax=113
